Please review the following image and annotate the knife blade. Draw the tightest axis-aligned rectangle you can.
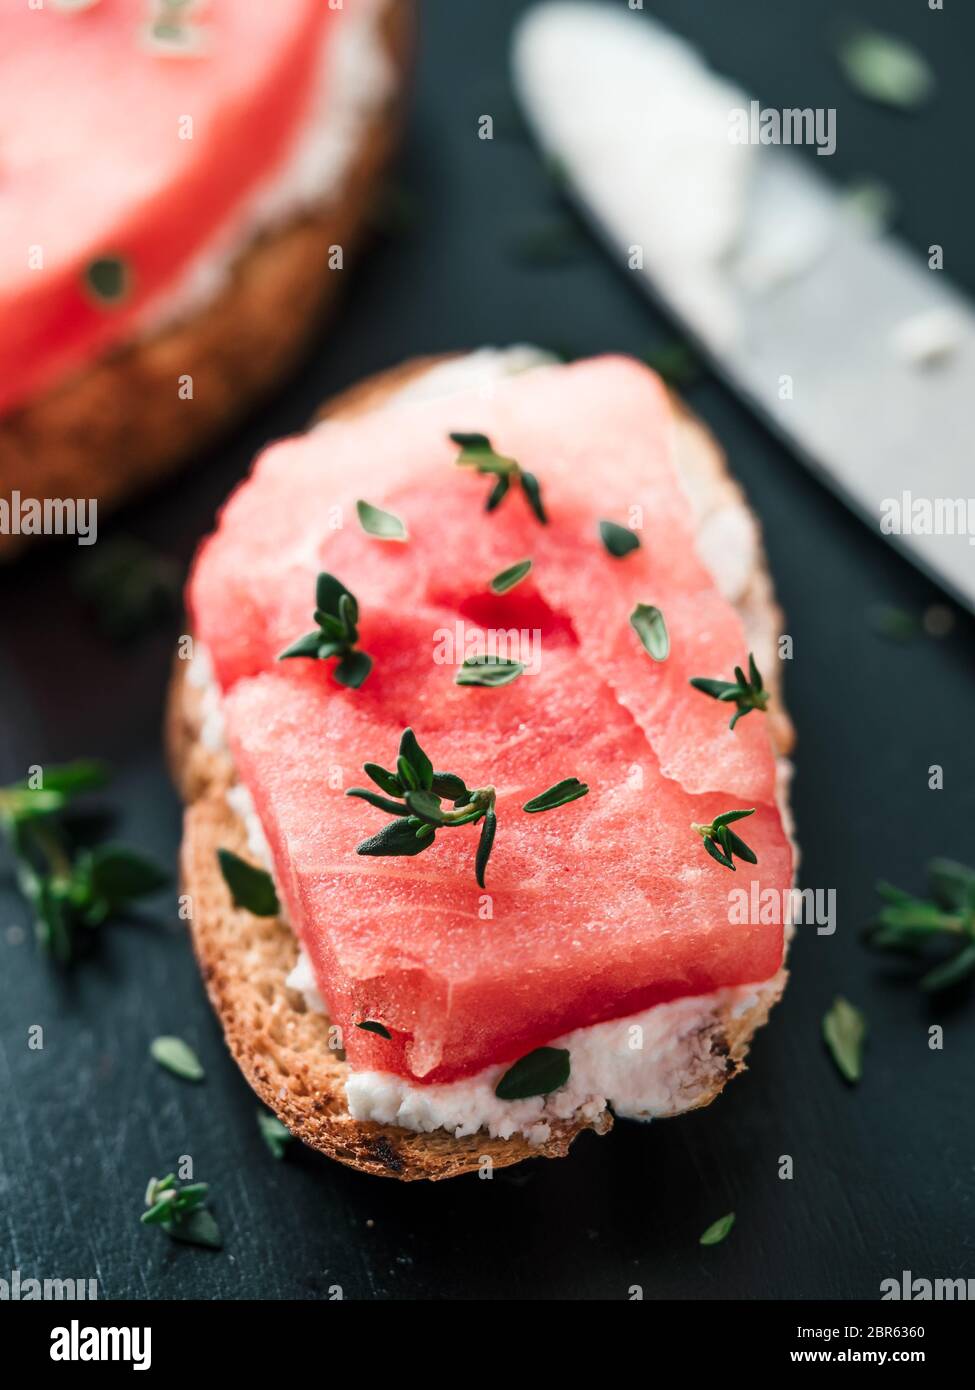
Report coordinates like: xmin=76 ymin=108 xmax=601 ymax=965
xmin=512 ymin=1 xmax=975 ymax=612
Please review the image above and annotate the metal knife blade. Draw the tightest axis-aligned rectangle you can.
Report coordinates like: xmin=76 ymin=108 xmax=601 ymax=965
xmin=512 ymin=2 xmax=975 ymax=612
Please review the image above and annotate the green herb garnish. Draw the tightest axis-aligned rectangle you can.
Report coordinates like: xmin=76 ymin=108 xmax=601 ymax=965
xmin=690 ymin=653 xmax=768 ymax=730
xmin=348 ymin=729 xmax=586 ymax=888
xmin=599 ymin=520 xmax=641 ymax=558
xmin=450 ymin=432 xmax=547 ymax=523
xmin=150 ymin=1036 xmax=204 ymax=1083
xmin=495 ymin=1046 xmax=570 ymax=1101
xmin=866 ymin=604 xmax=920 ymax=643
xmin=490 ymin=559 xmax=533 ymax=594
xmin=83 ymin=255 xmax=129 ymax=306
xmin=74 ymin=536 xmax=180 ymax=642
xmin=145 ymin=0 xmax=206 ymax=54
xmin=822 ymin=996 xmax=866 ymax=1084
xmin=356 ymin=1020 xmax=392 ymax=1039
xmin=509 ymin=218 xmax=585 ymax=268
xmin=356 ymin=499 xmax=408 ymax=541
xmin=522 ymin=778 xmax=589 ymax=813
xmin=216 ymin=848 xmax=279 ymax=918
xmin=692 ymin=809 xmax=757 ymax=872
xmin=256 ymin=1109 xmax=294 ymax=1160
xmin=0 ymin=763 xmax=166 ymax=964
xmin=837 ymin=26 xmax=934 ymax=111
xmin=865 ymin=859 xmax=975 ymax=992
xmin=278 ymin=571 xmax=373 ymax=689
xmin=699 ymin=1212 xmax=735 ymax=1247
xmin=141 ymin=1174 xmax=222 ymax=1250
xmin=630 ymin=603 xmax=669 ymax=661
xmin=455 ymin=654 xmax=525 ymax=687
xmin=643 ymin=341 xmax=702 ymax=389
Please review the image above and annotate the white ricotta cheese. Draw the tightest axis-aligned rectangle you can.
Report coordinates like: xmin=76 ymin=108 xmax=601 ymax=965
xmin=139 ymin=0 xmax=394 ymax=331
xmin=345 ymin=978 xmax=769 ymax=1143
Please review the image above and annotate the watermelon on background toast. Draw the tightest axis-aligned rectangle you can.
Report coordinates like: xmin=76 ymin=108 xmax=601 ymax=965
xmin=0 ymin=0 xmax=331 ymax=415
xmin=188 ymin=355 xmax=794 ymax=1088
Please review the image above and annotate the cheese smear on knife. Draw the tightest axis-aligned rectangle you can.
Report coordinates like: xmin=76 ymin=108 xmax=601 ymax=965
xmin=188 ymin=351 xmax=793 ymax=1135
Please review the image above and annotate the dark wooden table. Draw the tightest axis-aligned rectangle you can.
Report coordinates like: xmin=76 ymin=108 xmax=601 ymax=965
xmin=2 ymin=0 xmax=972 ymax=1300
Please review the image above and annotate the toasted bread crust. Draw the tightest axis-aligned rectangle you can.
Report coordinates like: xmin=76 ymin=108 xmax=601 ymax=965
xmin=0 ymin=0 xmax=413 ymax=559
xmin=167 ymin=355 xmax=792 ymax=1180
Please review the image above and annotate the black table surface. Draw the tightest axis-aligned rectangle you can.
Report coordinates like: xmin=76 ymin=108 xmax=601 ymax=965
xmin=2 ymin=0 xmax=973 ymax=1301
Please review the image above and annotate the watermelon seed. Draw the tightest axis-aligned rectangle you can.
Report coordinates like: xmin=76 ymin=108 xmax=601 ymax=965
xmin=83 ymin=255 xmax=130 ymax=307
xmin=356 ymin=1020 xmax=392 ymax=1040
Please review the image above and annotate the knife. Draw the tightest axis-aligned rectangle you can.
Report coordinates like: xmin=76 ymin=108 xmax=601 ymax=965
xmin=512 ymin=1 xmax=975 ymax=612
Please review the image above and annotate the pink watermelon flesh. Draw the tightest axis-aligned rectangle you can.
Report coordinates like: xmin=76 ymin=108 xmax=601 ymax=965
xmin=190 ymin=356 xmax=792 ymax=1083
xmin=0 ymin=0 xmax=330 ymax=414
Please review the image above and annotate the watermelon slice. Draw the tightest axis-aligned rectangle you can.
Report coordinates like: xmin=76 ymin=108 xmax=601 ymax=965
xmin=0 ymin=0 xmax=332 ymax=414
xmin=189 ymin=356 xmax=793 ymax=1083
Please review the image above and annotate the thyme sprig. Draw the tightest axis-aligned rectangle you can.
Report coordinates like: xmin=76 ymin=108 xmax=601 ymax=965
xmin=689 ymin=653 xmax=769 ymax=730
xmin=450 ymin=432 xmax=547 ymax=523
xmin=141 ymin=1174 xmax=222 ymax=1250
xmin=0 ymin=761 xmax=167 ymax=963
xmin=347 ymin=730 xmax=587 ymax=887
xmin=278 ymin=572 xmax=373 ymax=689
xmin=865 ymin=859 xmax=975 ymax=992
xmin=692 ymin=808 xmax=757 ymax=872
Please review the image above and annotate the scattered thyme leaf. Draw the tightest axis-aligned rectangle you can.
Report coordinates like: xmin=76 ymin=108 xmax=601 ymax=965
xmin=599 ymin=520 xmax=641 ymax=558
xmin=356 ymin=499 xmax=408 ymax=541
xmin=257 ymin=1108 xmax=294 ymax=1160
xmin=837 ymin=26 xmax=934 ymax=111
xmin=630 ymin=604 xmax=669 ymax=661
xmin=522 ymin=778 xmax=589 ymax=813
xmin=495 ymin=1046 xmax=570 ymax=1101
xmin=823 ymin=996 xmax=866 ymax=1084
xmin=150 ymin=1036 xmax=204 ymax=1083
xmin=490 ymin=559 xmax=533 ymax=594
xmin=699 ymin=1212 xmax=736 ymax=1247
xmin=475 ymin=809 xmax=497 ymax=889
xmin=216 ymin=849 xmax=279 ymax=918
xmin=455 ymin=655 xmax=525 ymax=687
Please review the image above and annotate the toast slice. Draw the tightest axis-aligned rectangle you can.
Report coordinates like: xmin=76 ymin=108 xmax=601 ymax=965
xmin=0 ymin=0 xmax=414 ymax=559
xmin=167 ymin=354 xmax=794 ymax=1181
